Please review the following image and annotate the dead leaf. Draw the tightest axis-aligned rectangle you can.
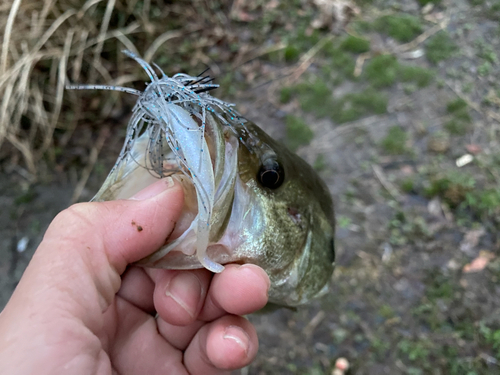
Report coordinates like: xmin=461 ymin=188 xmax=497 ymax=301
xmin=465 ymin=144 xmax=482 ymax=155
xmin=312 ymin=0 xmax=359 ymax=31
xmin=400 ymin=165 xmax=414 ymax=175
xmin=463 ymin=251 xmax=496 ymax=273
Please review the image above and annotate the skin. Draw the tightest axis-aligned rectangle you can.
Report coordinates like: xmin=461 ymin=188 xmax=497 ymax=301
xmin=0 ymin=178 xmax=270 ymax=375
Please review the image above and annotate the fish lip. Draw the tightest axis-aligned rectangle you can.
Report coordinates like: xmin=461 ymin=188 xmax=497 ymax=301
xmin=102 ymin=127 xmax=238 ymax=269
xmin=87 ymin=51 xmax=246 ymax=272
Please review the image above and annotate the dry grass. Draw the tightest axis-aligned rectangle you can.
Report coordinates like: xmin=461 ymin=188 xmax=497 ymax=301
xmin=0 ymin=0 xmax=138 ymax=174
xmin=0 ymin=0 xmax=355 ymax=177
xmin=0 ymin=0 xmax=247 ymax=176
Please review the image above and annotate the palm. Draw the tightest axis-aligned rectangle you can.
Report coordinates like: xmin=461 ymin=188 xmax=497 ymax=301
xmin=48 ymin=265 xmax=266 ymax=375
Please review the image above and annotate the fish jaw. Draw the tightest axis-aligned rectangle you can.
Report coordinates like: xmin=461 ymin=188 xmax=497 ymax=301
xmin=92 ymin=120 xmax=240 ymax=271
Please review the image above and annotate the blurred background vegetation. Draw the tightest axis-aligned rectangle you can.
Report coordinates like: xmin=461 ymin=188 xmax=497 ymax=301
xmin=2 ymin=0 xmax=500 ymax=374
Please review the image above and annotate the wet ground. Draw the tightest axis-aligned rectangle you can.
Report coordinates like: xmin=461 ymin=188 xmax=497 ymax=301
xmin=2 ymin=0 xmax=500 ymax=373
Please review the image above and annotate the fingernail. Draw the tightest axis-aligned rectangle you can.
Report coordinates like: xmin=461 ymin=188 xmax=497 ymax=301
xmin=129 ymin=177 xmax=174 ymax=200
xmin=223 ymin=326 xmax=250 ymax=355
xmin=165 ymin=272 xmax=202 ymax=318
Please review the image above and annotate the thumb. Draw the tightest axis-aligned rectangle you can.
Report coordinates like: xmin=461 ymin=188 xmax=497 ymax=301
xmin=5 ymin=177 xmax=184 ymax=320
xmin=44 ymin=176 xmax=184 ymax=270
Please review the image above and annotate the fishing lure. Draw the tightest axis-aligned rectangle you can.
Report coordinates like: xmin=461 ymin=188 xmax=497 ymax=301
xmin=67 ymin=50 xmax=251 ymax=273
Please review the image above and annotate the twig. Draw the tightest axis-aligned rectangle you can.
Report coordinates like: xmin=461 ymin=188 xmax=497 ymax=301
xmin=71 ymin=126 xmax=110 ymax=203
xmin=372 ymin=164 xmax=401 ymax=202
xmin=395 ymin=21 xmax=448 ymax=54
xmin=303 ymin=310 xmax=326 ymax=337
xmin=354 ymin=52 xmax=371 ymax=77
xmin=354 ymin=15 xmax=450 ymax=77
xmin=445 ymin=81 xmax=500 ymax=124
xmin=285 ymin=34 xmax=335 ymax=85
xmin=232 ymin=42 xmax=287 ymax=70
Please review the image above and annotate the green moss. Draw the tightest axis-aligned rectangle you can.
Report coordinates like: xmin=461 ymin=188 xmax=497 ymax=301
xmin=365 ymin=54 xmax=399 ymax=88
xmin=446 ymin=98 xmax=468 ymax=113
xmin=445 ymin=99 xmax=471 ymax=135
xmin=478 ymin=61 xmax=493 ymax=76
xmin=479 ymin=322 xmax=500 ymax=359
xmin=323 ymin=42 xmax=357 ymax=80
xmin=267 ymin=22 xmax=320 ymax=63
xmin=403 ymin=83 xmax=418 ymax=95
xmin=296 ymin=80 xmax=332 ymax=117
xmin=340 ymin=35 xmax=371 ymax=53
xmin=381 ymin=126 xmax=407 ymax=154
xmin=14 ymin=189 xmax=37 ymax=205
xmin=454 ymin=108 xmax=471 ymax=122
xmin=425 ymin=31 xmax=457 ymax=64
xmin=284 ymin=45 xmax=301 ymax=62
xmin=285 ymin=115 xmax=314 ymax=151
xmin=313 ymin=154 xmax=327 ymax=171
xmin=444 ymin=119 xmax=470 ymax=135
xmin=364 ymin=56 xmax=434 ymax=89
xmin=469 ymin=0 xmax=500 ymax=20
xmin=398 ymin=65 xmax=434 ymax=87
xmin=465 ymin=189 xmax=500 ymax=217
xmin=425 ymin=270 xmax=457 ymax=301
xmin=331 ymin=90 xmax=388 ymax=123
xmin=293 ymin=79 xmax=387 ymax=122
xmin=379 ymin=304 xmax=395 ymax=318
xmin=337 ymin=215 xmax=352 ymax=228
xmin=401 ymin=178 xmax=415 ymax=193
xmin=351 ymin=20 xmax=373 ymax=34
xmin=356 ymin=0 xmax=375 ymax=5
xmin=374 ymin=14 xmax=423 ymax=43
xmin=398 ymin=339 xmax=431 ymax=362
xmin=424 ymin=171 xmax=476 ymax=207
xmin=280 ymin=87 xmax=293 ymax=104
xmin=476 ymin=39 xmax=499 ymax=64
xmin=417 ymin=0 xmax=442 ymax=5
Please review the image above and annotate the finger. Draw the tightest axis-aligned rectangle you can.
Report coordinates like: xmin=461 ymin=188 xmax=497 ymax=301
xmin=109 ymin=297 xmax=188 ymax=375
xmin=199 ymin=264 xmax=270 ymax=321
xmin=117 ymin=266 xmax=155 ymax=314
xmin=5 ymin=178 xmax=184 ymax=332
xmin=184 ymin=315 xmax=258 ymax=374
xmin=152 ymin=269 xmax=212 ymax=326
xmin=156 ymin=318 xmax=205 ymax=350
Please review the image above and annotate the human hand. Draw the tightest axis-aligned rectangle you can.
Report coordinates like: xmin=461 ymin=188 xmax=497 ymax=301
xmin=0 ymin=178 xmax=270 ymax=375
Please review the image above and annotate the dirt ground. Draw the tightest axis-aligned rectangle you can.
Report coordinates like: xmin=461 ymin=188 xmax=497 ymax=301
xmin=2 ymin=0 xmax=500 ymax=373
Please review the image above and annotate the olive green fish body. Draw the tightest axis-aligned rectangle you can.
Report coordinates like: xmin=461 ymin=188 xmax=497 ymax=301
xmin=68 ymin=51 xmax=335 ymax=307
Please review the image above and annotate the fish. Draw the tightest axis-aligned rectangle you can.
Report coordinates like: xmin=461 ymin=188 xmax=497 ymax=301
xmin=67 ymin=50 xmax=335 ymax=306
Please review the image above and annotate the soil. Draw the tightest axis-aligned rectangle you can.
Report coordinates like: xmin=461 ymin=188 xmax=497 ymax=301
xmin=2 ymin=0 xmax=500 ymax=374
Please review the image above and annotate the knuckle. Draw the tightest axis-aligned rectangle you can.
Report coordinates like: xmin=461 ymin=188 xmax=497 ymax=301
xmin=46 ymin=203 xmax=98 ymax=236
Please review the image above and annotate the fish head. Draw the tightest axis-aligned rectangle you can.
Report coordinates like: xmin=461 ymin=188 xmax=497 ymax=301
xmin=228 ymin=123 xmax=336 ymax=306
xmin=84 ymin=51 xmax=335 ymax=307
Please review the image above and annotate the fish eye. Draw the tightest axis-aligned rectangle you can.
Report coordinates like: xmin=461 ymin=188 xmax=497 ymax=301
xmin=258 ymin=160 xmax=285 ymax=189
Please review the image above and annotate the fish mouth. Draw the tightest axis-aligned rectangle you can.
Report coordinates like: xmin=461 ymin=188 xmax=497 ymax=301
xmin=93 ymin=112 xmax=240 ymax=273
xmin=89 ymin=51 xmax=247 ymax=273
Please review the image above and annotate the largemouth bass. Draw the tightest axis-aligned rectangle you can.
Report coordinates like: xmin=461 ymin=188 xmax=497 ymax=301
xmin=68 ymin=51 xmax=335 ymax=306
